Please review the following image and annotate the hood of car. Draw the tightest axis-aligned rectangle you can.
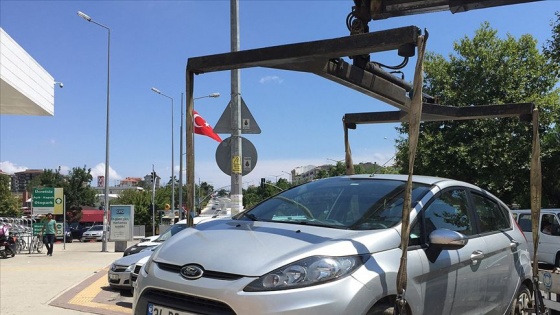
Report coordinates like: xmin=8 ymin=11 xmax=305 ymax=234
xmin=113 ymin=249 xmax=154 ymax=266
xmin=154 ymin=219 xmax=401 ymax=277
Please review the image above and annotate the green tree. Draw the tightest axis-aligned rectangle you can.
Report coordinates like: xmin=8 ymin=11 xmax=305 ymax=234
xmin=64 ymin=167 xmax=97 ymax=210
xmin=541 ymin=11 xmax=560 ymax=207
xmin=0 ymin=174 xmax=20 ymax=217
xmin=29 ymin=167 xmax=66 ymax=193
xmin=395 ymin=22 xmax=560 ymax=207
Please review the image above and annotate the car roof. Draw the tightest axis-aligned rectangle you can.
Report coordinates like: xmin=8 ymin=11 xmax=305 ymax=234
xmin=326 ymin=174 xmax=478 ymax=188
xmin=512 ymin=209 xmax=560 ymax=213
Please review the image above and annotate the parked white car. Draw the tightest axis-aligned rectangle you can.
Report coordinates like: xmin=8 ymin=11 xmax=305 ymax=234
xmin=131 ymin=255 xmax=151 ymax=289
xmin=511 ymin=208 xmax=560 ymax=266
xmin=80 ymin=225 xmax=105 ymax=242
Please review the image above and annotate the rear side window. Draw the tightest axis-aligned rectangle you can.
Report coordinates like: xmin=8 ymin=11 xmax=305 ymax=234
xmin=471 ymin=193 xmax=510 ymax=233
xmin=517 ymin=214 xmax=532 ymax=232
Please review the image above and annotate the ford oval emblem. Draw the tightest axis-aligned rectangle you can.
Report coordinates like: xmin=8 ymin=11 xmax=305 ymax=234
xmin=180 ymin=264 xmax=204 ymax=280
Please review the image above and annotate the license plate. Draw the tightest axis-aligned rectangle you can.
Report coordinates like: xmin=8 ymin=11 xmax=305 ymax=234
xmin=109 ymin=274 xmax=119 ymax=280
xmin=148 ymin=303 xmax=197 ymax=315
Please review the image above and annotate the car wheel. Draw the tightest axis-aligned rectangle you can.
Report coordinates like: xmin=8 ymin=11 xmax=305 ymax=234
xmin=367 ymin=303 xmax=394 ymax=315
xmin=511 ymin=284 xmax=532 ymax=315
xmin=555 ymin=252 xmax=560 ymax=268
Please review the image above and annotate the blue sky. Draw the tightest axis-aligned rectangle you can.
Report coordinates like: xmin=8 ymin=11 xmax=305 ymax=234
xmin=1 ymin=0 xmax=558 ymax=190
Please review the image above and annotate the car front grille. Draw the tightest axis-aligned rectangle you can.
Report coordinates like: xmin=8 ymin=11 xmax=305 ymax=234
xmin=156 ymin=262 xmax=243 ymax=281
xmin=136 ymin=288 xmax=236 ymax=315
xmin=112 ymin=265 xmax=129 ymax=272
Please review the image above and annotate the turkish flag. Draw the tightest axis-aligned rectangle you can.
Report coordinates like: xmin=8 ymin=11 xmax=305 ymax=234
xmin=193 ymin=110 xmax=222 ymax=143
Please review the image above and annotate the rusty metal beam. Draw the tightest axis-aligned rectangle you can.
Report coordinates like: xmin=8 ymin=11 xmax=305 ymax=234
xmin=187 ymin=26 xmax=420 ymax=74
xmin=353 ymin=0 xmax=542 ymax=20
xmin=343 ymin=103 xmax=534 ymax=125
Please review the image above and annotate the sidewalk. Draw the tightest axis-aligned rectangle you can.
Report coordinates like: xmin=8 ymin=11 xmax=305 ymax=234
xmin=0 ymin=240 xmax=131 ymax=315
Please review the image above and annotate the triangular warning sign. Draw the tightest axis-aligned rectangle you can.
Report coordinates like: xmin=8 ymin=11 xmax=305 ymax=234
xmin=213 ymin=97 xmax=261 ymax=134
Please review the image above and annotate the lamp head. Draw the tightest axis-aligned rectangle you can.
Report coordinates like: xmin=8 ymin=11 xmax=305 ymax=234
xmin=209 ymin=93 xmax=220 ymax=98
xmin=55 ymin=82 xmax=63 ymax=88
xmin=151 ymin=87 xmax=161 ymax=94
xmin=77 ymin=11 xmax=92 ymax=22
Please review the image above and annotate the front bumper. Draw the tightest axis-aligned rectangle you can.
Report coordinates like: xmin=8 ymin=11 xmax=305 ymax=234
xmin=108 ymin=268 xmax=133 ymax=290
xmin=133 ymin=261 xmax=374 ymax=315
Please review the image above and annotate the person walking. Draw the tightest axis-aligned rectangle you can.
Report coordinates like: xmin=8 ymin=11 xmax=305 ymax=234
xmin=40 ymin=213 xmax=58 ymax=256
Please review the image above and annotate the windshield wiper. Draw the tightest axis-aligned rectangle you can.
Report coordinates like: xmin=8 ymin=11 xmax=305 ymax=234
xmin=241 ymin=213 xmax=258 ymax=221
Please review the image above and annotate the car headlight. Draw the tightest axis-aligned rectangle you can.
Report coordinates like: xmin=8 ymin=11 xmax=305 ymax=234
xmin=244 ymin=255 xmax=367 ymax=292
xmin=125 ymin=264 xmax=134 ymax=272
xmin=110 ymin=263 xmax=116 ymax=271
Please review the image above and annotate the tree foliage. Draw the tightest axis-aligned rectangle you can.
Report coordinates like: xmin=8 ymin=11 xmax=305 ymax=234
xmin=394 ymin=22 xmax=560 ymax=207
xmin=0 ymin=174 xmax=20 ymax=217
xmin=64 ymin=167 xmax=97 ymax=210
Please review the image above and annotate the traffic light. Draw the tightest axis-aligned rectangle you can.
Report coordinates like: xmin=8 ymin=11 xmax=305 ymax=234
xmin=260 ymin=178 xmax=266 ymax=189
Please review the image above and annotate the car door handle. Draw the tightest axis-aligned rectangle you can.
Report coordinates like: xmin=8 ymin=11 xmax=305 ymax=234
xmin=470 ymin=250 xmax=485 ymax=264
xmin=510 ymin=240 xmax=520 ymax=250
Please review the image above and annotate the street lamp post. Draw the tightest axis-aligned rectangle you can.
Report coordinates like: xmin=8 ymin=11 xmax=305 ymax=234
xmin=151 ymin=87 xmax=175 ymax=223
xmin=77 ymin=10 xmax=111 ymax=252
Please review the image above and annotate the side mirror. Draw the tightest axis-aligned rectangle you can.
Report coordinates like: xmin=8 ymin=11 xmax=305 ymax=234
xmin=429 ymin=229 xmax=469 ymax=250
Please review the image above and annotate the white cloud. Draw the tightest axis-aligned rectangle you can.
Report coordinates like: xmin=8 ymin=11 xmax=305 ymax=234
xmin=58 ymin=165 xmax=71 ymax=175
xmin=90 ymin=163 xmax=122 ymax=186
xmin=0 ymin=161 xmax=27 ymax=174
xmin=259 ymin=75 xmax=283 ymax=84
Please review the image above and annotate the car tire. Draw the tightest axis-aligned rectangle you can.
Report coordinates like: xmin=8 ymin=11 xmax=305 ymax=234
xmin=511 ymin=284 xmax=532 ymax=315
xmin=367 ymin=303 xmax=394 ymax=315
xmin=555 ymin=252 xmax=560 ymax=268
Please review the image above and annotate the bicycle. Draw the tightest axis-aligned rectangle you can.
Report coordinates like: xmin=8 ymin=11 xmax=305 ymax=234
xmin=11 ymin=232 xmax=26 ymax=254
xmin=30 ymin=235 xmax=43 ymax=253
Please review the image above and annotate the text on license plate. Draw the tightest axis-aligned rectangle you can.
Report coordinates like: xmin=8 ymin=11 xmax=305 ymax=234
xmin=109 ymin=274 xmax=119 ymax=280
xmin=148 ymin=303 xmax=196 ymax=315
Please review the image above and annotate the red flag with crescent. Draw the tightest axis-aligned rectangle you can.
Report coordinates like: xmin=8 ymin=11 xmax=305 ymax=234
xmin=193 ymin=110 xmax=222 ymax=143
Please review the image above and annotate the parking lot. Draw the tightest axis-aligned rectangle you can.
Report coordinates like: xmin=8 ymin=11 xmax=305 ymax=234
xmin=0 ymin=240 xmax=134 ymax=315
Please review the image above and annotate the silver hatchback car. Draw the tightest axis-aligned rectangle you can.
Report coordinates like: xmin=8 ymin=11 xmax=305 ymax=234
xmin=133 ymin=174 xmax=532 ymax=315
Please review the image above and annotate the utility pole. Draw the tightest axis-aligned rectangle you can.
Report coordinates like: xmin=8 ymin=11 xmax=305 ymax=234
xmin=230 ymin=0 xmax=243 ymax=215
xmin=179 ymin=93 xmax=184 ymax=219
xmin=151 ymin=166 xmax=156 ymax=235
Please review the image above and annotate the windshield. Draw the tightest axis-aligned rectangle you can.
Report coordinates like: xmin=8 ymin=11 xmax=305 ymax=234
xmin=236 ymin=177 xmax=431 ymax=230
xmin=155 ymin=223 xmax=187 ymax=242
xmin=88 ymin=225 xmax=103 ymax=231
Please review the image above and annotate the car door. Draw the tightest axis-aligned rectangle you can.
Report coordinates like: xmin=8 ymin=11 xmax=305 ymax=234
xmin=409 ymin=188 xmax=488 ymax=315
xmin=470 ymin=191 xmax=520 ymax=314
xmin=538 ymin=213 xmax=560 ymax=265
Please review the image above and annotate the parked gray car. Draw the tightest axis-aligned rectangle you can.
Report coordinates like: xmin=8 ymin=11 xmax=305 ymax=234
xmin=133 ymin=174 xmax=532 ymax=315
xmin=109 ymin=246 xmax=158 ymax=292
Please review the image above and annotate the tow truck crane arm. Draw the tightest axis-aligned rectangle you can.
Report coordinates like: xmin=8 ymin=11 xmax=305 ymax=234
xmin=352 ymin=0 xmax=542 ymax=21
